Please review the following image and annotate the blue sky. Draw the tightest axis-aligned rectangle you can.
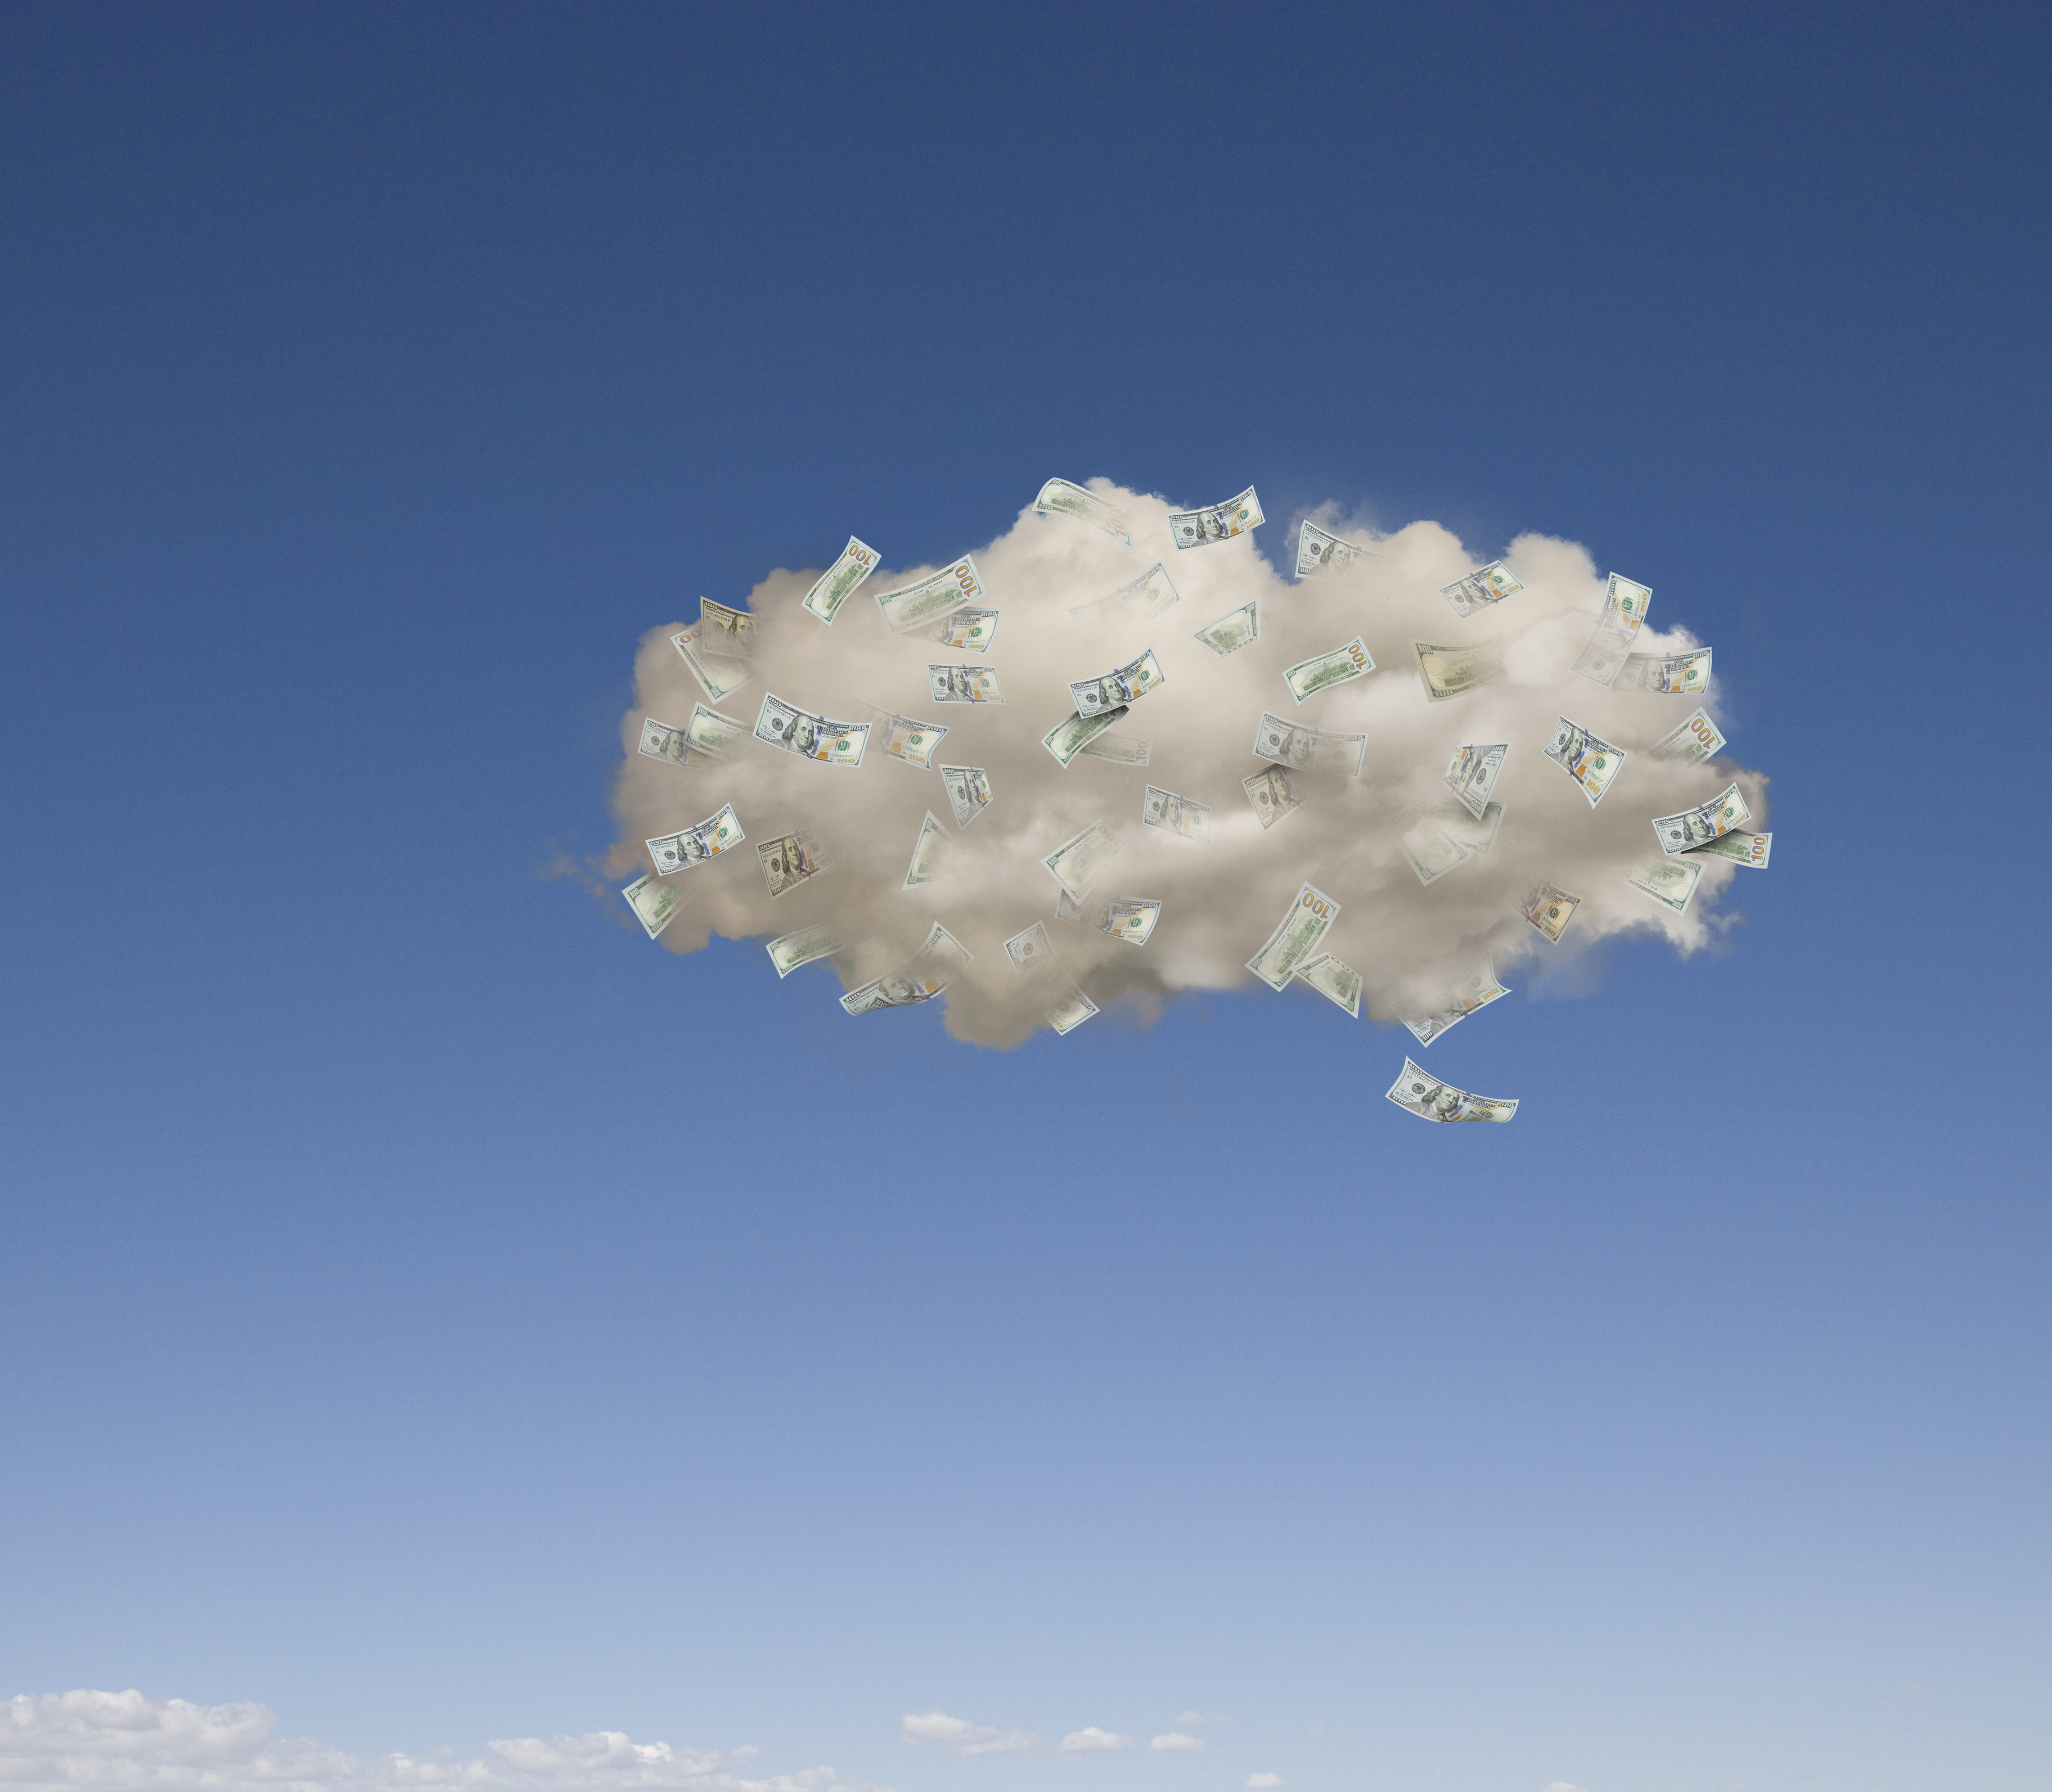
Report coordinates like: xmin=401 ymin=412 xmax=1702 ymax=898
xmin=2 ymin=5 xmax=2046 ymax=1791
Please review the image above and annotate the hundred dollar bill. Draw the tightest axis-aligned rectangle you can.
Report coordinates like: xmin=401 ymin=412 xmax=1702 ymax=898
xmin=911 ymin=607 xmax=999 ymax=652
xmin=646 ymin=802 xmax=744 ymax=875
xmin=1625 ymin=857 xmax=1702 ymax=914
xmin=1521 ymin=881 xmax=1581 ymax=942
xmin=1385 ymin=1058 xmax=1518 ymax=1124
xmin=870 ymin=709 xmax=949 ymax=769
xmin=902 ymin=810 xmax=947 ymax=889
xmin=684 ymin=702 xmax=751 ymax=758
xmin=1042 ymin=705 xmax=1130 ymax=767
xmin=1545 ymin=715 xmax=1627 ymax=808
xmin=1193 ymin=599 xmax=1259 ymax=655
xmin=1142 ymin=785 xmax=1210 ymax=843
xmin=1170 ymin=485 xmax=1264 ymax=548
xmin=1433 ymin=799 xmax=1505 ymax=856
xmin=1390 ymin=805 xmax=1470 ymax=885
xmin=801 ymin=535 xmax=881 ymax=625
xmin=839 ymin=922 xmax=972 ymax=1015
xmin=875 ymin=553 xmax=985 ymax=633
xmin=1443 ymin=741 xmax=1509 ymax=818
xmin=1069 ymin=562 xmax=1179 ymax=639
xmin=1293 ymin=951 xmax=1361 ymax=1018
xmin=1572 ymin=572 xmax=1654 ymax=686
xmin=1439 ymin=560 xmax=1523 ymax=618
xmin=1041 ymin=820 xmax=1122 ymax=898
xmin=621 ymin=870 xmax=686 ymax=940
xmin=1078 ymin=732 xmax=1151 ymax=765
xmin=638 ymin=717 xmax=702 ymax=767
xmin=1004 ymin=921 xmax=1059 ymax=973
xmin=699 ymin=597 xmax=757 ymax=656
xmin=1038 ymin=982 xmax=1099 ymax=1034
xmin=1035 ymin=477 xmax=1132 ymax=545
xmin=754 ymin=693 xmax=869 ymax=765
xmin=1412 ymin=638 xmax=1504 ymax=702
xmin=1688 ymin=828 xmax=1771 ymax=869
xmin=928 ymin=663 xmax=1006 ymax=704
xmin=1252 ymin=711 xmax=1366 ymax=777
xmin=1295 ymin=519 xmax=1380 ymax=585
xmin=1003 ymin=923 xmax=1098 ymax=1034
xmin=1616 ymin=645 xmax=1711 ymax=694
xmin=1283 ymin=635 xmax=1375 ymax=704
xmin=940 ymin=763 xmax=993 ymax=828
xmin=1055 ymin=891 xmax=1161 ymax=945
xmin=758 ymin=828 xmax=829 ymax=899
xmin=1395 ymin=959 xmax=1511 ymax=1047
xmin=671 ymin=622 xmax=752 ymax=703
xmin=1246 ymin=882 xmax=1340 ymax=990
xmin=1071 ymin=646 xmax=1165 ymax=716
xmin=765 ymin=922 xmax=845 ymax=978
xmin=1653 ymin=782 xmax=1750 ymax=855
xmin=1243 ymin=764 xmax=1302 ymax=828
xmin=1649 ymin=706 xmax=1727 ymax=764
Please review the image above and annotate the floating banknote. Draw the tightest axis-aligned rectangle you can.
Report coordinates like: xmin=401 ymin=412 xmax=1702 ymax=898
xmin=647 ymin=802 xmax=744 ymax=875
xmin=1055 ymin=890 xmax=1161 ymax=944
xmin=1071 ymin=647 xmax=1165 ymax=716
xmin=1617 ymin=646 xmax=1711 ymax=694
xmin=1625 ymin=857 xmax=1701 ymax=913
xmin=1572 ymin=572 xmax=1653 ymax=686
xmin=1079 ymin=732 xmax=1152 ymax=765
xmin=1521 ymin=881 xmax=1581 ymax=942
xmin=1544 ymin=716 xmax=1627 ymax=807
xmin=875 ymin=553 xmax=985 ymax=632
xmin=1412 ymin=638 xmax=1503 ymax=702
xmin=1142 ymin=785 xmax=1210 ymax=843
xmin=1295 ymin=519 xmax=1380 ymax=585
xmin=1036 ymin=983 xmax=1099 ymax=1034
xmin=940 ymin=763 xmax=993 ymax=828
xmin=1443 ymin=741 xmax=1509 ymax=818
xmin=801 ymin=535 xmax=881 ymax=625
xmin=1283 ymin=635 xmax=1375 ymax=704
xmin=1293 ymin=951 xmax=1361 ymax=1017
xmin=1390 ymin=805 xmax=1469 ymax=885
xmin=766 ymin=923 xmax=845 ymax=978
xmin=928 ymin=663 xmax=1006 ymax=704
xmin=1439 ymin=560 xmax=1523 ymax=618
xmin=1396 ymin=959 xmax=1510 ymax=1047
xmin=637 ymin=717 xmax=701 ymax=766
xmin=1652 ymin=782 xmax=1750 ymax=855
xmin=1252 ymin=711 xmax=1366 ymax=777
xmin=684 ymin=702 xmax=750 ymax=758
xmin=1169 ymin=485 xmax=1264 ymax=548
xmin=621 ymin=870 xmax=684 ymax=940
xmin=872 ymin=709 xmax=949 ymax=769
xmin=912 ymin=608 xmax=999 ymax=652
xmin=1385 ymin=1058 xmax=1518 ymax=1123
xmin=1069 ymin=562 xmax=1179 ymax=638
xmin=839 ymin=922 xmax=972 ymax=1015
xmin=1041 ymin=820 xmax=1122 ymax=897
xmin=1042 ymin=705 xmax=1129 ymax=767
xmin=671 ymin=622 xmax=752 ymax=703
xmin=1035 ymin=477 xmax=1132 ymax=545
xmin=1648 ymin=706 xmax=1727 ymax=764
xmin=758 ymin=828 xmax=829 ymax=899
xmin=754 ymin=693 xmax=869 ymax=765
xmin=1243 ymin=764 xmax=1303 ymax=829
xmin=1193 ymin=599 xmax=1259 ymax=655
xmin=1688 ymin=828 xmax=1771 ymax=869
xmin=1003 ymin=923 xmax=1098 ymax=1034
xmin=1004 ymin=921 xmax=1059 ymax=973
xmin=902 ymin=810 xmax=947 ymax=889
xmin=1247 ymin=882 xmax=1340 ymax=990
xmin=1434 ymin=799 xmax=1505 ymax=855
xmin=699 ymin=597 xmax=757 ymax=656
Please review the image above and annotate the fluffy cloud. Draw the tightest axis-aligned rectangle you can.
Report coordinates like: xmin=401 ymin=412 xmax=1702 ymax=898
xmin=1244 ymin=1777 xmax=1282 ymax=1789
xmin=1055 ymin=1730 xmax=1129 ymax=1755
xmin=0 ymin=1693 xmax=861 ymax=1792
xmin=609 ymin=481 xmax=1767 ymax=1049
xmin=896 ymin=1714 xmax=1031 ymax=1757
xmin=1146 ymin=1735 xmax=1203 ymax=1752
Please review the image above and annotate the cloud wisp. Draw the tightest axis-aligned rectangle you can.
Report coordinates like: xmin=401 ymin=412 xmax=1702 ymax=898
xmin=897 ymin=1712 xmax=1032 ymax=1757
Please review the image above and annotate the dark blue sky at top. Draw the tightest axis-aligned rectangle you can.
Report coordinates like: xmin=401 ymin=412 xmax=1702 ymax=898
xmin=2 ymin=5 xmax=2047 ymax=1788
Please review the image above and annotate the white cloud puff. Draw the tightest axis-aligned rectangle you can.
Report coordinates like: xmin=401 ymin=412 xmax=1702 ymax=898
xmin=1542 ymin=1783 xmax=1591 ymax=1792
xmin=1056 ymin=1730 xmax=1130 ymax=1755
xmin=1244 ymin=1777 xmax=1282 ymax=1789
xmin=1146 ymin=1734 xmax=1203 ymax=1752
xmin=0 ymin=1692 xmax=863 ymax=1792
xmin=897 ymin=1713 xmax=1031 ymax=1757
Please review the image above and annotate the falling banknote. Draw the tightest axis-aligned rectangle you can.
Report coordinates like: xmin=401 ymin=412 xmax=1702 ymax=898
xmin=756 ymin=829 xmax=829 ymax=900
xmin=671 ymin=622 xmax=752 ymax=704
xmin=684 ymin=702 xmax=751 ymax=758
xmin=1041 ymin=821 xmax=1122 ymax=898
xmin=765 ymin=923 xmax=845 ymax=978
xmin=875 ymin=554 xmax=985 ymax=633
xmin=1521 ymin=881 xmax=1582 ymax=942
xmin=1616 ymin=646 xmax=1711 ymax=694
xmin=940 ymin=764 xmax=994 ymax=828
xmin=1246 ymin=882 xmax=1340 ymax=991
xmin=1293 ymin=952 xmax=1362 ymax=1018
xmin=1142 ymin=785 xmax=1210 ymax=843
xmin=801 ymin=535 xmax=881 ymax=625
xmin=621 ymin=871 xmax=686 ymax=940
xmin=1440 ymin=561 xmax=1523 ymax=619
xmin=1435 ymin=800 xmax=1506 ymax=856
xmin=1395 ymin=959 xmax=1511 ymax=1048
xmin=1042 ymin=705 xmax=1130 ymax=767
xmin=902 ymin=810 xmax=947 ymax=889
xmin=839 ymin=923 xmax=972 ymax=1015
xmin=1572 ymin=572 xmax=1653 ymax=686
xmin=1069 ymin=562 xmax=1179 ymax=639
xmin=860 ymin=704 xmax=948 ymax=769
xmin=1412 ymin=638 xmax=1503 ymax=702
xmin=1169 ymin=486 xmax=1264 ymax=548
xmin=1625 ymin=858 xmax=1701 ymax=914
xmin=1252 ymin=712 xmax=1366 ymax=777
xmin=1295 ymin=520 xmax=1381 ymax=585
xmin=927 ymin=663 xmax=1006 ymax=704
xmin=1243 ymin=764 xmax=1303 ymax=829
xmin=647 ymin=803 xmax=744 ymax=875
xmin=1652 ymin=782 xmax=1750 ymax=855
xmin=1649 ymin=706 xmax=1727 ymax=763
xmin=1070 ymin=647 xmax=1165 ymax=716
xmin=1055 ymin=890 xmax=1161 ymax=945
xmin=699 ymin=597 xmax=757 ymax=656
xmin=1544 ymin=716 xmax=1627 ymax=807
xmin=1390 ymin=805 xmax=1469 ymax=885
xmin=1035 ymin=477 xmax=1133 ymax=545
xmin=911 ymin=608 xmax=999 ymax=652
xmin=1385 ymin=1059 xmax=1518 ymax=1123
xmin=1193 ymin=599 xmax=1259 ymax=656
xmin=1443 ymin=741 xmax=1510 ymax=819
xmin=1282 ymin=635 xmax=1375 ymax=704
xmin=637 ymin=718 xmax=701 ymax=767
xmin=1003 ymin=921 xmax=1099 ymax=1035
xmin=754 ymin=693 xmax=869 ymax=765
xmin=1079 ymin=732 xmax=1152 ymax=765
xmin=1688 ymin=828 xmax=1771 ymax=869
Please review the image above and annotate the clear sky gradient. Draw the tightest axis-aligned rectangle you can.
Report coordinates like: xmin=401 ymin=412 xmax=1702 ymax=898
xmin=2 ymin=5 xmax=2046 ymax=1790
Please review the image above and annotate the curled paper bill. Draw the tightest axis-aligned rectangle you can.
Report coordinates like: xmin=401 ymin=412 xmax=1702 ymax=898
xmin=1544 ymin=716 xmax=1626 ymax=808
xmin=1296 ymin=520 xmax=1381 ymax=585
xmin=1056 ymin=890 xmax=1161 ymax=945
xmin=875 ymin=554 xmax=985 ymax=633
xmin=1035 ymin=477 xmax=1132 ymax=545
xmin=621 ymin=871 xmax=686 ymax=940
xmin=839 ymin=922 xmax=972 ymax=1015
xmin=1142 ymin=784 xmax=1210 ymax=843
xmin=1649 ymin=706 xmax=1727 ymax=763
xmin=647 ymin=802 xmax=744 ymax=875
xmin=1069 ymin=562 xmax=1178 ymax=638
xmin=1652 ymin=782 xmax=1750 ymax=855
xmin=801 ymin=536 xmax=881 ymax=625
xmin=1385 ymin=1058 xmax=1518 ymax=1123
xmin=1440 ymin=560 xmax=1523 ymax=618
xmin=1246 ymin=882 xmax=1340 ymax=991
xmin=1169 ymin=486 xmax=1264 ymax=548
xmin=766 ymin=923 xmax=845 ymax=978
xmin=1293 ymin=951 xmax=1361 ymax=1017
xmin=1688 ymin=828 xmax=1771 ymax=869
xmin=1521 ymin=881 xmax=1582 ymax=942
xmin=1193 ymin=599 xmax=1259 ymax=656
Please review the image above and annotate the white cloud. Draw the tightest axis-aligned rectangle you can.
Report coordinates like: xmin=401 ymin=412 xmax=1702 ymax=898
xmin=1244 ymin=1777 xmax=1282 ymax=1789
xmin=898 ymin=1713 xmax=1032 ymax=1757
xmin=1170 ymin=1713 xmax=1227 ymax=1728
xmin=0 ymin=1692 xmax=865 ymax=1792
xmin=1146 ymin=1734 xmax=1203 ymax=1752
xmin=1542 ymin=1783 xmax=1591 ymax=1792
xmin=1056 ymin=1730 xmax=1130 ymax=1755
